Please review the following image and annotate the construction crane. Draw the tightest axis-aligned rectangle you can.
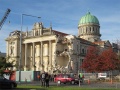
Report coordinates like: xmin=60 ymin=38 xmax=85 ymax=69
xmin=0 ymin=8 xmax=11 ymax=30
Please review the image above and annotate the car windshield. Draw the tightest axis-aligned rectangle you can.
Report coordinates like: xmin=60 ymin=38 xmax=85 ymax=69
xmin=63 ymin=74 xmax=75 ymax=78
xmin=63 ymin=75 xmax=70 ymax=78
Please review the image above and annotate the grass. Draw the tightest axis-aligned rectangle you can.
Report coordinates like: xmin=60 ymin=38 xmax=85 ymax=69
xmin=17 ymin=85 xmax=120 ymax=90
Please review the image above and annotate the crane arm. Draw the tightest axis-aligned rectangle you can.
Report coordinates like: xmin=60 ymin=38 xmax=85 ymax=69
xmin=0 ymin=9 xmax=11 ymax=30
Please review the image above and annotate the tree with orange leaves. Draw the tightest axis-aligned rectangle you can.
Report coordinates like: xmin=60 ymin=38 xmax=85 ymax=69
xmin=100 ymin=48 xmax=120 ymax=71
xmin=81 ymin=46 xmax=120 ymax=73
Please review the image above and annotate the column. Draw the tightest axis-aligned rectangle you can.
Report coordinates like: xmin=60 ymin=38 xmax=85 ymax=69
xmin=39 ymin=43 xmax=41 ymax=62
xmin=40 ymin=29 xmax=42 ymax=35
xmin=33 ymin=30 xmax=35 ymax=36
xmin=49 ymin=41 xmax=52 ymax=73
xmin=6 ymin=42 xmax=9 ymax=57
xmin=38 ymin=43 xmax=41 ymax=71
xmin=32 ymin=42 xmax=35 ymax=71
xmin=14 ymin=41 xmax=17 ymax=70
xmin=38 ymin=28 xmax=40 ymax=36
xmin=24 ymin=43 xmax=28 ymax=71
xmin=49 ymin=41 xmax=52 ymax=66
xmin=40 ymin=41 xmax=43 ymax=71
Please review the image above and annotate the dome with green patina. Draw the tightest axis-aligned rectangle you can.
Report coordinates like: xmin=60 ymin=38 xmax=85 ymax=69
xmin=78 ymin=12 xmax=99 ymax=26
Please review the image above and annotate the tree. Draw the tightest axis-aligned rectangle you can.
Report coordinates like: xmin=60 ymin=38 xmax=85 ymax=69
xmin=0 ymin=56 xmax=14 ymax=76
xmin=80 ymin=46 xmax=100 ymax=72
xmin=100 ymin=48 xmax=120 ymax=71
xmin=81 ymin=46 xmax=120 ymax=73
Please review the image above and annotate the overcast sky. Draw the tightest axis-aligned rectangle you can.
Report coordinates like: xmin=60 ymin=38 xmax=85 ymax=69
xmin=0 ymin=0 xmax=120 ymax=53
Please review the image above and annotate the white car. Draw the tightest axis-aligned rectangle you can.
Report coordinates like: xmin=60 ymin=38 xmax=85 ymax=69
xmin=97 ymin=73 xmax=107 ymax=80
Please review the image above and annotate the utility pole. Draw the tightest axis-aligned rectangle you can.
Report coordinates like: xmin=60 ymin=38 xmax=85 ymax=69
xmin=19 ymin=14 xmax=40 ymax=83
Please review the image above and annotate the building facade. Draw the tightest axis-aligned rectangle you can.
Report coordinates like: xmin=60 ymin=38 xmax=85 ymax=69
xmin=5 ymin=12 xmax=118 ymax=74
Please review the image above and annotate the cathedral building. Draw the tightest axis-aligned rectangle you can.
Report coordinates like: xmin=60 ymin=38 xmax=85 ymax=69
xmin=5 ymin=12 xmax=118 ymax=74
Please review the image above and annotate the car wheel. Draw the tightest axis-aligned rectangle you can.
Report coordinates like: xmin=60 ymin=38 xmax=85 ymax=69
xmin=10 ymin=83 xmax=14 ymax=89
xmin=71 ymin=81 xmax=75 ymax=84
xmin=57 ymin=80 xmax=61 ymax=84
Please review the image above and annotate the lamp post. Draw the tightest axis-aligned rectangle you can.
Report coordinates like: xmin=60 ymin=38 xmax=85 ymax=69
xmin=19 ymin=14 xmax=40 ymax=83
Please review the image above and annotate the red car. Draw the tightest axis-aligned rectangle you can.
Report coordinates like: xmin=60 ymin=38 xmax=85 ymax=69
xmin=54 ymin=74 xmax=79 ymax=84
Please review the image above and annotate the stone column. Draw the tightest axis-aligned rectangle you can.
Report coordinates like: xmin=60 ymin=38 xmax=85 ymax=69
xmin=49 ymin=41 xmax=52 ymax=67
xmin=49 ymin=41 xmax=51 ymax=64
xmin=48 ymin=41 xmax=52 ymax=73
xmin=33 ymin=30 xmax=35 ymax=36
xmin=24 ymin=43 xmax=28 ymax=71
xmin=6 ymin=41 xmax=9 ymax=57
xmin=39 ymin=42 xmax=42 ymax=71
xmin=38 ymin=28 xmax=40 ymax=36
xmin=32 ymin=42 xmax=35 ymax=71
xmin=38 ymin=43 xmax=41 ymax=71
xmin=40 ymin=41 xmax=43 ymax=71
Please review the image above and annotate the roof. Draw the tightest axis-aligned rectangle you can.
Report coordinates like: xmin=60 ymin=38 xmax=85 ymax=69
xmin=52 ymin=30 xmax=69 ymax=36
xmin=76 ymin=37 xmax=97 ymax=46
xmin=78 ymin=12 xmax=99 ymax=26
xmin=93 ymin=40 xmax=112 ymax=47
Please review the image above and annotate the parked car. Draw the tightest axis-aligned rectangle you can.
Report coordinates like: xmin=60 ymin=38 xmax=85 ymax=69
xmin=54 ymin=74 xmax=79 ymax=84
xmin=97 ymin=73 xmax=107 ymax=81
xmin=0 ymin=76 xmax=17 ymax=89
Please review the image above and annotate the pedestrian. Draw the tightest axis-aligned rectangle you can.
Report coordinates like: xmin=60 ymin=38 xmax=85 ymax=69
xmin=78 ymin=73 xmax=84 ymax=83
xmin=41 ymin=71 xmax=46 ymax=87
xmin=45 ymin=72 xmax=50 ymax=87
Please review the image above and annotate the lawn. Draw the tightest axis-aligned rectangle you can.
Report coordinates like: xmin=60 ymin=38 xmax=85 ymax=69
xmin=17 ymin=85 xmax=119 ymax=90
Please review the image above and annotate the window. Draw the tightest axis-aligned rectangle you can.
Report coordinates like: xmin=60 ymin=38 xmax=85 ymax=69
xmin=82 ymin=49 xmax=84 ymax=53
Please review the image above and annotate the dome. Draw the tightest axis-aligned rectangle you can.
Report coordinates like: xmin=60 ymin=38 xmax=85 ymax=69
xmin=78 ymin=12 xmax=99 ymax=26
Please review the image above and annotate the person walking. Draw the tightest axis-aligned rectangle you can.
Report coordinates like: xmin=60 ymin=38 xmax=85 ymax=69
xmin=41 ymin=71 xmax=46 ymax=87
xmin=45 ymin=72 xmax=50 ymax=87
xmin=79 ymin=73 xmax=84 ymax=83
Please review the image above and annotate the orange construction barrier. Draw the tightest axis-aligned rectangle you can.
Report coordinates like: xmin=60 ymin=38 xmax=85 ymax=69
xmin=87 ymin=79 xmax=90 ymax=84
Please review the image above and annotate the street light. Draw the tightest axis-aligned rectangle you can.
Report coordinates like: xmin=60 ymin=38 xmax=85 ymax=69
xmin=19 ymin=14 xmax=41 ymax=83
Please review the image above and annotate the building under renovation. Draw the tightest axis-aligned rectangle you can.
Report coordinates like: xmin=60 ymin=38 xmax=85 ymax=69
xmin=5 ymin=12 xmax=119 ymax=74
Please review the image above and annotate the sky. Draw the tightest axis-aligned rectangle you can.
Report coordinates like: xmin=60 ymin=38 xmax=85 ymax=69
xmin=0 ymin=0 xmax=120 ymax=53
